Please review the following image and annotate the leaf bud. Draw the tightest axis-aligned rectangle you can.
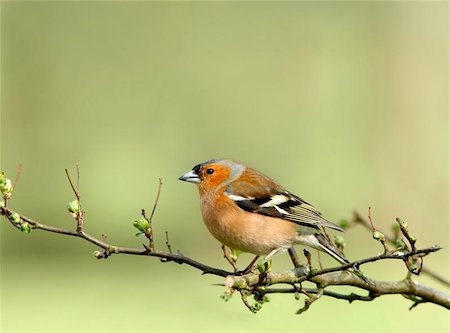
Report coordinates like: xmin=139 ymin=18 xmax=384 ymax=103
xmin=67 ymin=200 xmax=79 ymax=216
xmin=334 ymin=235 xmax=346 ymax=248
xmin=9 ymin=212 xmax=21 ymax=225
xmin=133 ymin=218 xmax=149 ymax=233
xmin=1 ymin=178 xmax=13 ymax=199
xmin=20 ymin=222 xmax=32 ymax=234
xmin=373 ymin=231 xmax=385 ymax=242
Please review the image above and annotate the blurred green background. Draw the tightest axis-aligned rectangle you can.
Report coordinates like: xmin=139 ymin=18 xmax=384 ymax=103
xmin=1 ymin=2 xmax=448 ymax=332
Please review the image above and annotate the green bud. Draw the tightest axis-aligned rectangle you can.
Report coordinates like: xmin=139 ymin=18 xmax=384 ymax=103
xmin=257 ymin=259 xmax=272 ymax=274
xmin=1 ymin=178 xmax=13 ymax=199
xmin=257 ymin=260 xmax=265 ymax=274
xmin=398 ymin=218 xmax=408 ymax=230
xmin=20 ymin=222 xmax=32 ymax=234
xmin=133 ymin=218 xmax=149 ymax=233
xmin=231 ymin=249 xmax=241 ymax=261
xmin=93 ymin=251 xmax=103 ymax=259
xmin=409 ymin=263 xmax=417 ymax=272
xmin=334 ymin=235 xmax=346 ymax=248
xmin=410 ymin=236 xmax=416 ymax=244
xmin=251 ymin=301 xmax=263 ymax=312
xmin=266 ymin=259 xmax=272 ymax=271
xmin=67 ymin=200 xmax=79 ymax=215
xmin=396 ymin=239 xmax=405 ymax=249
xmin=339 ymin=219 xmax=349 ymax=229
xmin=9 ymin=212 xmax=21 ymax=225
xmin=0 ymin=173 xmax=6 ymax=187
xmin=373 ymin=231 xmax=385 ymax=241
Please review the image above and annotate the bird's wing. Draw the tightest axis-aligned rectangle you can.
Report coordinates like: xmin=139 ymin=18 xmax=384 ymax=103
xmin=225 ymin=173 xmax=343 ymax=232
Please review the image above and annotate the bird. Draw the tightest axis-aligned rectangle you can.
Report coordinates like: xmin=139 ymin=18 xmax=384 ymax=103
xmin=178 ymin=159 xmax=353 ymax=273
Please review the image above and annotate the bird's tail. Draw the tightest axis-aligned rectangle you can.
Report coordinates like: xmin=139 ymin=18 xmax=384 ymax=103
xmin=315 ymin=233 xmax=371 ymax=284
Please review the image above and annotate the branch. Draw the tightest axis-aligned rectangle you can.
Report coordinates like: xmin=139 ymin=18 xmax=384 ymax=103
xmin=0 ymin=206 xmax=231 ymax=277
xmin=3 ymin=205 xmax=447 ymax=312
xmin=0 ymin=167 xmax=448 ymax=314
xmin=352 ymin=211 xmax=450 ymax=287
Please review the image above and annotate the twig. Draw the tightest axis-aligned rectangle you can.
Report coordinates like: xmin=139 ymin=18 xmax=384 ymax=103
xmin=76 ymin=164 xmax=80 ymax=194
xmin=149 ymin=178 xmax=163 ymax=221
xmin=306 ymin=246 xmax=440 ymax=280
xmin=239 ymin=291 xmax=254 ymax=313
xmin=262 ymin=287 xmax=377 ymax=303
xmin=65 ymin=167 xmax=83 ymax=232
xmin=396 ymin=217 xmax=416 ymax=252
xmin=12 ymin=163 xmax=22 ymax=189
xmin=368 ymin=207 xmax=389 ymax=253
xmin=352 ymin=211 xmax=449 ymax=287
xmin=65 ymin=169 xmax=80 ymax=200
xmin=367 ymin=206 xmax=376 ymax=232
xmin=296 ymin=286 xmax=323 ymax=314
xmin=165 ymin=231 xmax=173 ymax=254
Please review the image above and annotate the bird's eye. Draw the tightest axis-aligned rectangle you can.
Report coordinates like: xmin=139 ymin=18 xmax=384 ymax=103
xmin=206 ymin=168 xmax=215 ymax=175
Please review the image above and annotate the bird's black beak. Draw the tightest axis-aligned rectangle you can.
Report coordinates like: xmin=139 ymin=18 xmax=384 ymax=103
xmin=178 ymin=170 xmax=201 ymax=184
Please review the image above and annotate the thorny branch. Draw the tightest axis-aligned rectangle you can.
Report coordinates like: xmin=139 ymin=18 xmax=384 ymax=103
xmin=0 ymin=166 xmax=448 ymax=314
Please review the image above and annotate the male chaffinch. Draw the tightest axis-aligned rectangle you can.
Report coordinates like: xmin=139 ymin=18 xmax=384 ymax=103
xmin=179 ymin=159 xmax=349 ymax=268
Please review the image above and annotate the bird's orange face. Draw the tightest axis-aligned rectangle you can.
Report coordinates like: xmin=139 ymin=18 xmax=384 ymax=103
xmin=179 ymin=161 xmax=232 ymax=193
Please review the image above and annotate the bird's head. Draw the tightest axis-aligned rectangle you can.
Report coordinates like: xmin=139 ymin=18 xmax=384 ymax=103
xmin=179 ymin=159 xmax=245 ymax=192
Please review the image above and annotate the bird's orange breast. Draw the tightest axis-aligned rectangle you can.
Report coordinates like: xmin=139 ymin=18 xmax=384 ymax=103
xmin=199 ymin=190 xmax=298 ymax=255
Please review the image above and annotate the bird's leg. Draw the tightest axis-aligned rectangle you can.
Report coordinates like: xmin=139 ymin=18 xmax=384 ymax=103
xmin=243 ymin=255 xmax=260 ymax=273
xmin=288 ymin=247 xmax=302 ymax=268
xmin=234 ymin=255 xmax=260 ymax=275
xmin=264 ymin=247 xmax=283 ymax=261
xmin=221 ymin=245 xmax=239 ymax=271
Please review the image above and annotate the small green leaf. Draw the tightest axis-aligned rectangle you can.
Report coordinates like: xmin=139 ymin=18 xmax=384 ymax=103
xmin=20 ymin=222 xmax=32 ymax=234
xmin=334 ymin=235 xmax=346 ymax=248
xmin=231 ymin=249 xmax=241 ymax=261
xmin=1 ymin=178 xmax=13 ymax=199
xmin=257 ymin=259 xmax=272 ymax=274
xmin=9 ymin=212 xmax=21 ymax=225
xmin=93 ymin=251 xmax=103 ymax=259
xmin=257 ymin=260 xmax=265 ymax=274
xmin=132 ymin=218 xmax=149 ymax=233
xmin=396 ymin=239 xmax=405 ymax=249
xmin=373 ymin=231 xmax=385 ymax=241
xmin=0 ymin=172 xmax=6 ymax=188
xmin=251 ymin=301 xmax=263 ymax=312
xmin=67 ymin=200 xmax=79 ymax=214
